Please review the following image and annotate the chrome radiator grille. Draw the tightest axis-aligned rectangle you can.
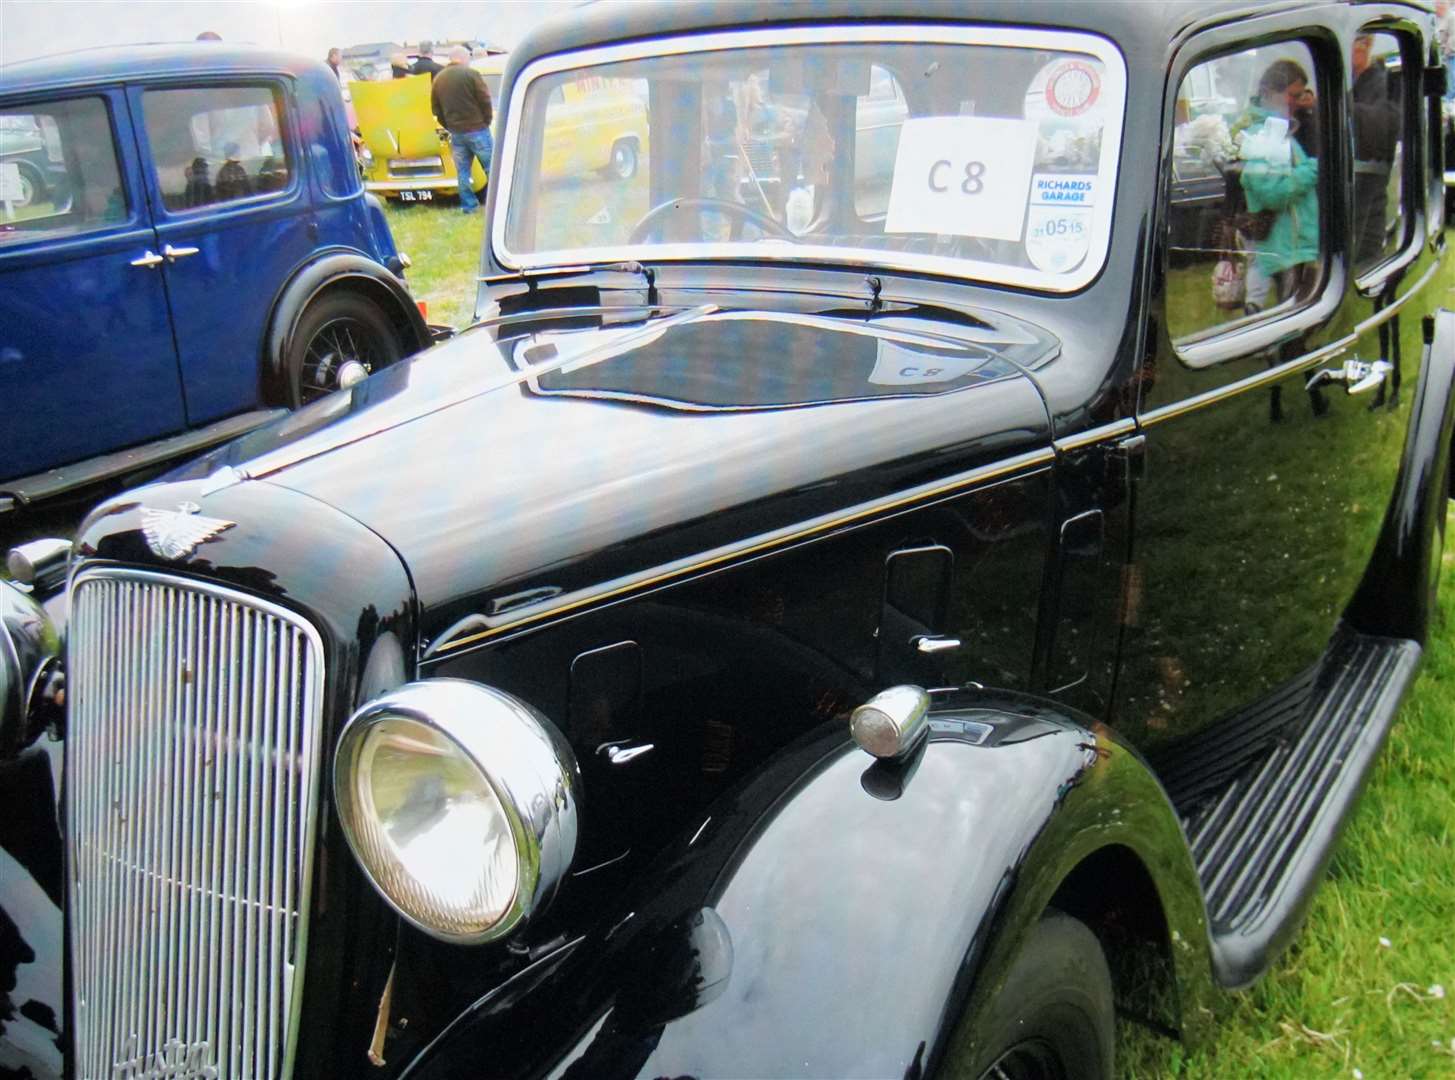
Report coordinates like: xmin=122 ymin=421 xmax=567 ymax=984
xmin=68 ymin=569 xmax=325 ymax=1080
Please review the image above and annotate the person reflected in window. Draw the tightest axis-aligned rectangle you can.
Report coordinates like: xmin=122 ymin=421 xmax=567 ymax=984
xmin=68 ymin=110 xmax=125 ymax=223
xmin=1235 ymin=60 xmax=1319 ymax=315
xmin=1350 ymin=34 xmax=1399 ymax=269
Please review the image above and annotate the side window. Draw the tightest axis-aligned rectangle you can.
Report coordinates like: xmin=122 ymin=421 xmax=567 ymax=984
xmin=0 ymin=96 xmax=126 ymax=247
xmin=142 ymin=85 xmax=291 ymax=212
xmin=1166 ymin=41 xmax=1323 ymax=343
xmin=855 ymin=65 xmax=908 ymax=219
xmin=1351 ymin=30 xmax=1409 ymax=275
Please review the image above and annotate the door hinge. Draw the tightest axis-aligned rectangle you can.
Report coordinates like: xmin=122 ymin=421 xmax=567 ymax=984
xmin=1110 ymin=433 xmax=1147 ymax=481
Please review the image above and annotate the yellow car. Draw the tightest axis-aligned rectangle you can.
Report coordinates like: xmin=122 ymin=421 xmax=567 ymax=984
xmin=351 ymin=54 xmax=505 ymax=202
xmin=538 ymin=77 xmax=649 ymax=182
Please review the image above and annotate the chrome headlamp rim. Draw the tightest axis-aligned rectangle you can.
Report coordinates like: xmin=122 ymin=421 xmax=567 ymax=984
xmin=334 ymin=678 xmax=579 ymax=944
xmin=0 ymin=579 xmax=59 ymax=759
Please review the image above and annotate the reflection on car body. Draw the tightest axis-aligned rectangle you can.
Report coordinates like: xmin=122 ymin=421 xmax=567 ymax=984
xmin=3 ymin=3 xmax=1454 ymax=1079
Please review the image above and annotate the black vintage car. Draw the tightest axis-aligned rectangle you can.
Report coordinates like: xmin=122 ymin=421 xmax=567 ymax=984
xmin=2 ymin=2 xmax=1452 ymax=1077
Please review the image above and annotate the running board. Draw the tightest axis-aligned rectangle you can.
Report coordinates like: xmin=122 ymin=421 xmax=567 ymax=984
xmin=1183 ymin=632 xmax=1421 ymax=988
xmin=0 ymin=409 xmax=286 ymax=512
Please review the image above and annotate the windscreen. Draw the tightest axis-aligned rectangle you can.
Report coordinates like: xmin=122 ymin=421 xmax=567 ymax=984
xmin=498 ymin=28 xmax=1125 ymax=291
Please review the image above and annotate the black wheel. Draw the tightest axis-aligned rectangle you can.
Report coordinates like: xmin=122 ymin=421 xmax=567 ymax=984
xmin=285 ymin=292 xmax=404 ymax=408
xmin=972 ymin=912 xmax=1115 ymax=1080
xmin=605 ymin=138 xmax=638 ymax=181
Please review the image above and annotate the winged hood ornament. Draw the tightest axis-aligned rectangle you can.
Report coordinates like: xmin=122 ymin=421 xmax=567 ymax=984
xmin=141 ymin=502 xmax=235 ymax=560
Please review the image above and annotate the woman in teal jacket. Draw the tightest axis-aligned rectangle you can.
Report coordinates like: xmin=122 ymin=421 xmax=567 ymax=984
xmin=1237 ymin=59 xmax=1319 ymax=313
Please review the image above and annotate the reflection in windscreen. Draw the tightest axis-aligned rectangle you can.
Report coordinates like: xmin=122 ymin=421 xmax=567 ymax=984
xmin=502 ymin=32 xmax=1124 ymax=290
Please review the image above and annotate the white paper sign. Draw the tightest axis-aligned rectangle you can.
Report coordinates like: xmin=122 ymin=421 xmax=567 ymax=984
xmin=0 ymin=162 xmax=22 ymax=204
xmin=884 ymin=117 xmax=1038 ymax=241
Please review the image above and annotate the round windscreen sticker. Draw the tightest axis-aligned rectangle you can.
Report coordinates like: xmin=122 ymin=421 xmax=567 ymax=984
xmin=1045 ymin=61 xmax=1101 ymax=117
xmin=1024 ymin=206 xmax=1092 ymax=273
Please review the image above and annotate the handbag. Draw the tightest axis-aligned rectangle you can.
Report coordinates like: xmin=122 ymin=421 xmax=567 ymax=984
xmin=1210 ymin=216 xmax=1247 ymax=310
xmin=1211 ymin=254 xmax=1247 ymax=309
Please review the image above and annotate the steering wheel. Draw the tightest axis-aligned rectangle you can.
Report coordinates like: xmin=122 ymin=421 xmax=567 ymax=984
xmin=628 ymin=197 xmax=795 ymax=245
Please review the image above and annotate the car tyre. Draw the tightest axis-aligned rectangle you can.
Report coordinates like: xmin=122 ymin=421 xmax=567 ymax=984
xmin=12 ymin=162 xmax=43 ymax=208
xmin=971 ymin=911 xmax=1115 ymax=1080
xmin=285 ymin=291 xmax=404 ymax=408
xmin=605 ymin=138 xmax=639 ymax=181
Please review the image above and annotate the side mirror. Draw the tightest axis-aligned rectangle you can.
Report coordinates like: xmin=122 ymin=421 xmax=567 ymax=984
xmin=1 ymin=578 xmax=61 ymax=759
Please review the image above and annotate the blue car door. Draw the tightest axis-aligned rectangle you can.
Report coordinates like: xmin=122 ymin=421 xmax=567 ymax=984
xmin=0 ymin=89 xmax=185 ymax=484
xmin=128 ymin=79 xmax=315 ymax=425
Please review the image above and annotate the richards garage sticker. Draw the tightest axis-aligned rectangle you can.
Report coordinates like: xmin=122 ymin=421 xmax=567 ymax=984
xmin=1024 ymin=173 xmax=1096 ymax=274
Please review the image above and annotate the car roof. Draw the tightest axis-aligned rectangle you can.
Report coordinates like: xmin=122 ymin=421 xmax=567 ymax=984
xmin=507 ymin=0 xmax=1366 ymax=75
xmin=0 ymin=42 xmax=324 ymax=96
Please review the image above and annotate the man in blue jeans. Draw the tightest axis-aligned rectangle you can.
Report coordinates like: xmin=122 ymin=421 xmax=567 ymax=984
xmin=431 ymin=46 xmax=494 ymax=213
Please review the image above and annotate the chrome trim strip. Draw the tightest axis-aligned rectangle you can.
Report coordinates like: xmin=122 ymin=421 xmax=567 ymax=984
xmin=68 ymin=568 xmax=325 ymax=1080
xmin=1354 ymin=249 xmax=1446 ymax=336
xmin=491 ymin=24 xmax=1128 ymax=295
xmin=1052 ymin=417 xmax=1137 ymax=454
xmin=428 ymin=446 xmax=1056 ymax=656
xmin=1144 ymin=243 xmax=1446 ymax=429
xmin=1140 ymin=334 xmax=1356 ymax=428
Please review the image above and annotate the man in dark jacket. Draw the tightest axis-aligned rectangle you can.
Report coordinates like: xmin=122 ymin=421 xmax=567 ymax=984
xmin=1351 ymin=33 xmax=1401 ymax=269
xmin=431 ymin=45 xmax=494 ymax=213
xmin=410 ymin=42 xmax=444 ymax=79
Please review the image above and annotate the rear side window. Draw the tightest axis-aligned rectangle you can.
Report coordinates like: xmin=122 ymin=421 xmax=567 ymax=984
xmin=0 ymin=96 xmax=126 ymax=246
xmin=142 ymin=85 xmax=291 ymax=212
xmin=1165 ymin=40 xmax=1324 ymax=343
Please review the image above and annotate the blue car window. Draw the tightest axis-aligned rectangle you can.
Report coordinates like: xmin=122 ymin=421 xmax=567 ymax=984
xmin=142 ymin=85 xmax=291 ymax=212
xmin=0 ymin=97 xmax=126 ymax=246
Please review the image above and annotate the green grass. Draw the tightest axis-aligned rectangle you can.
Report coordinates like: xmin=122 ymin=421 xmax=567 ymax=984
xmin=379 ymin=166 xmax=656 ymax=333
xmin=383 ymin=198 xmax=489 ymax=331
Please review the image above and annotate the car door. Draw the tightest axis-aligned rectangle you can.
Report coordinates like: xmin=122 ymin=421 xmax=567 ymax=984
xmin=0 ymin=89 xmax=185 ymax=484
xmin=1123 ymin=23 xmax=1412 ymax=760
xmin=128 ymin=78 xmax=315 ymax=426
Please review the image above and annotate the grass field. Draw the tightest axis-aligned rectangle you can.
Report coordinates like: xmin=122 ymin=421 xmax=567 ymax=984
xmin=380 ymin=196 xmax=1455 ymax=1076
xmin=383 ymin=199 xmax=489 ymax=330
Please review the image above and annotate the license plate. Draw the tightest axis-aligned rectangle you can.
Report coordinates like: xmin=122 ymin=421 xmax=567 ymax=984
xmin=399 ymin=190 xmax=434 ymax=203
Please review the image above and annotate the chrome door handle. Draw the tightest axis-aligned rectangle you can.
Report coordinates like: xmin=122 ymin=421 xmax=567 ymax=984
xmin=163 ymin=244 xmax=200 ymax=262
xmin=129 ymin=250 xmax=164 ymax=268
xmin=913 ymin=635 xmax=962 ymax=655
xmin=600 ymin=741 xmax=654 ymax=765
xmin=1306 ymin=358 xmax=1392 ymax=395
xmin=1347 ymin=360 xmax=1393 ymax=395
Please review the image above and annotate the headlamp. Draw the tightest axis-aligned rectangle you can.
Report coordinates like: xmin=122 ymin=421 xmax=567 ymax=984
xmin=334 ymin=680 xmax=579 ymax=943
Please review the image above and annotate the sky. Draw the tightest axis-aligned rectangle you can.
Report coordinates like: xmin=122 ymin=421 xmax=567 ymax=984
xmin=0 ymin=0 xmax=582 ymax=68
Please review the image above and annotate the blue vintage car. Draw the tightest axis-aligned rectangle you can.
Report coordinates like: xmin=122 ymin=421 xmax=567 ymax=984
xmin=0 ymin=43 xmax=430 ymax=511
